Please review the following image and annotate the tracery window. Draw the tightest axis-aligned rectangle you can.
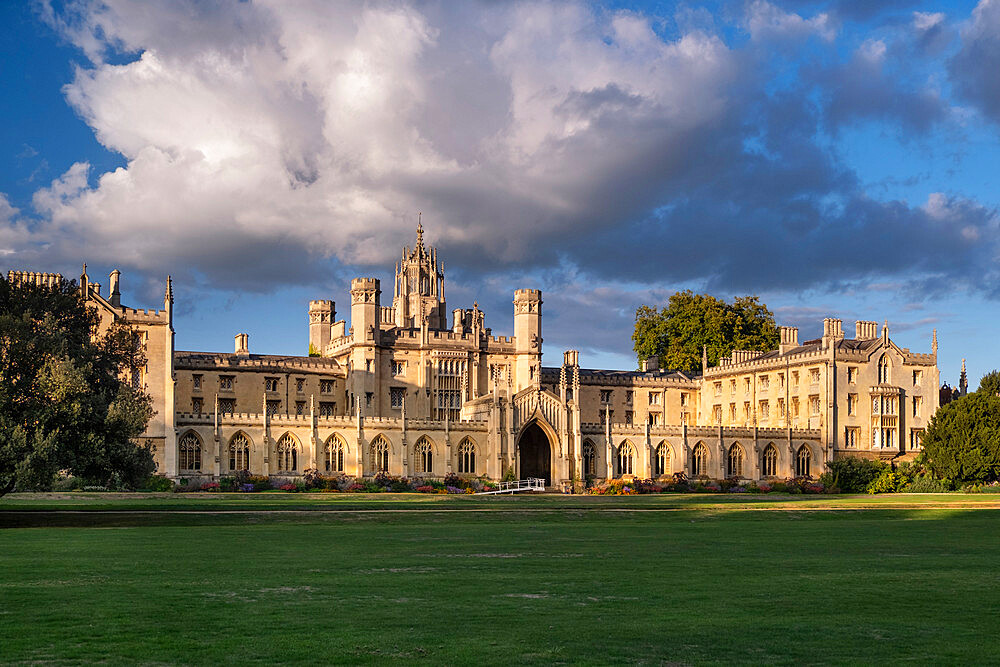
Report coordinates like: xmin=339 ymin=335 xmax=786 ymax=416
xmin=325 ymin=434 xmax=346 ymax=473
xmin=276 ymin=434 xmax=298 ymax=472
xmin=727 ymin=443 xmax=744 ymax=478
xmin=415 ymin=437 xmax=433 ymax=474
xmin=795 ymin=445 xmax=811 ymax=477
xmin=762 ymin=444 xmax=778 ymax=477
xmin=371 ymin=436 xmax=390 ymax=473
xmin=458 ymin=438 xmax=476 ymax=474
xmin=179 ymin=432 xmax=202 ymax=471
xmin=692 ymin=442 xmax=708 ymax=477
xmin=229 ymin=433 xmax=250 ymax=471
xmin=618 ymin=441 xmax=634 ymax=476
xmin=654 ymin=442 xmax=670 ymax=477
xmin=582 ymin=441 xmax=596 ymax=477
xmin=878 ymin=354 xmax=890 ymax=384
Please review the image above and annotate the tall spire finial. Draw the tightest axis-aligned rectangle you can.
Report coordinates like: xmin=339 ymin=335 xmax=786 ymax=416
xmin=416 ymin=212 xmax=424 ymax=247
xmin=932 ymin=329 xmax=938 ymax=354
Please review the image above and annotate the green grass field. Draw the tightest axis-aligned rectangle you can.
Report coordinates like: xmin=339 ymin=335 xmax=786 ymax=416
xmin=2 ymin=494 xmax=999 ymax=665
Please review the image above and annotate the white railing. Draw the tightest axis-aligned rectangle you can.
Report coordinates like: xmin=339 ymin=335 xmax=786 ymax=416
xmin=476 ymin=478 xmax=546 ymax=494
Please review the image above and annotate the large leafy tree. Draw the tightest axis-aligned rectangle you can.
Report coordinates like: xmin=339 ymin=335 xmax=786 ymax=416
xmin=922 ymin=388 xmax=1000 ymax=484
xmin=632 ymin=291 xmax=779 ymax=375
xmin=978 ymin=370 xmax=1000 ymax=397
xmin=0 ymin=277 xmax=154 ymax=495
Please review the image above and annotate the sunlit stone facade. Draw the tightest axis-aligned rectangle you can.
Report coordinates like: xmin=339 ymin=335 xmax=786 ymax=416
xmin=10 ymin=225 xmax=940 ymax=489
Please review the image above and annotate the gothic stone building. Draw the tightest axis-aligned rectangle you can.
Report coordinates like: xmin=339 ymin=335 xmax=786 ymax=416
xmin=8 ymin=226 xmax=941 ymax=489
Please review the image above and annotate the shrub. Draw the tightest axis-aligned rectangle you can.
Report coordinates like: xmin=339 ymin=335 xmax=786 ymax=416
xmin=142 ymin=475 xmax=175 ymax=492
xmin=278 ymin=483 xmax=298 ymax=491
xmin=820 ymin=457 xmax=888 ymax=493
xmin=247 ymin=475 xmax=271 ymax=492
xmin=866 ymin=470 xmax=905 ymax=494
xmin=200 ymin=482 xmax=220 ymax=492
xmin=902 ymin=476 xmax=951 ymax=493
xmin=52 ymin=475 xmax=81 ymax=491
xmin=301 ymin=468 xmax=325 ymax=490
xmin=962 ymin=480 xmax=1000 ymax=493
xmin=415 ymin=485 xmax=434 ymax=493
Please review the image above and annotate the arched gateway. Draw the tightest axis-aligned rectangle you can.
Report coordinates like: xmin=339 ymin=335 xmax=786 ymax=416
xmin=517 ymin=421 xmax=552 ymax=485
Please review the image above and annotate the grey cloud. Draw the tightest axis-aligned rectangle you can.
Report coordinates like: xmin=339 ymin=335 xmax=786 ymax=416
xmin=776 ymin=0 xmax=920 ymax=22
xmin=950 ymin=0 xmax=1000 ymax=124
xmin=810 ymin=43 xmax=949 ymax=133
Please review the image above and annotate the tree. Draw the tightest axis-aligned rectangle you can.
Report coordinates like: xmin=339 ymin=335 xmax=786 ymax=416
xmin=632 ymin=291 xmax=779 ymax=374
xmin=921 ymin=392 xmax=1000 ymax=484
xmin=978 ymin=370 xmax=1000 ymax=397
xmin=0 ymin=276 xmax=154 ymax=495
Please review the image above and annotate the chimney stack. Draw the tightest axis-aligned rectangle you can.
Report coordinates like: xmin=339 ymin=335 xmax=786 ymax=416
xmin=779 ymin=326 xmax=799 ymax=354
xmin=641 ymin=355 xmax=659 ymax=372
xmin=235 ymin=333 xmax=249 ymax=356
xmin=822 ymin=318 xmax=844 ymax=347
xmin=855 ymin=320 xmax=878 ymax=340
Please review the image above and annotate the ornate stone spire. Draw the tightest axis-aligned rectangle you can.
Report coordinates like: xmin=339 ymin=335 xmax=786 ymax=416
xmin=416 ymin=212 xmax=424 ymax=249
xmin=960 ymin=358 xmax=968 ymax=396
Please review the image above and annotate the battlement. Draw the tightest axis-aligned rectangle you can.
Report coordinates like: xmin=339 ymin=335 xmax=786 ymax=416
xmin=121 ymin=307 xmax=168 ymax=323
xmin=351 ymin=277 xmax=380 ymax=290
xmin=513 ymin=288 xmax=542 ymax=301
xmin=309 ymin=299 xmax=334 ymax=311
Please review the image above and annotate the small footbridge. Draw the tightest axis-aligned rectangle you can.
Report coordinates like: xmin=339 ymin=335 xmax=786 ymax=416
xmin=476 ymin=478 xmax=546 ymax=495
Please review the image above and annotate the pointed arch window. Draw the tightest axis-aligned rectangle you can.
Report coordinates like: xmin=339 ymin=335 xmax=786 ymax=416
xmin=618 ymin=441 xmax=634 ymax=476
xmin=692 ymin=442 xmax=708 ymax=477
xmin=325 ymin=434 xmax=346 ymax=473
xmin=229 ymin=433 xmax=250 ymax=472
xmin=796 ymin=445 xmax=811 ymax=477
xmin=654 ymin=442 xmax=670 ymax=477
xmin=276 ymin=434 xmax=298 ymax=472
xmin=878 ymin=354 xmax=890 ymax=384
xmin=582 ymin=441 xmax=596 ymax=477
xmin=415 ymin=437 xmax=433 ymax=474
xmin=762 ymin=444 xmax=778 ymax=477
xmin=371 ymin=437 xmax=390 ymax=473
xmin=179 ymin=431 xmax=202 ymax=471
xmin=458 ymin=438 xmax=476 ymax=474
xmin=727 ymin=443 xmax=744 ymax=478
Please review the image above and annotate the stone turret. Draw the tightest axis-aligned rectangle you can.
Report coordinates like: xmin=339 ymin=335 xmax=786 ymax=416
xmin=393 ymin=216 xmax=446 ymax=329
xmin=109 ymin=269 xmax=121 ymax=307
xmin=513 ymin=288 xmax=542 ymax=390
xmin=351 ymin=278 xmax=381 ymax=345
xmin=309 ymin=299 xmax=335 ymax=353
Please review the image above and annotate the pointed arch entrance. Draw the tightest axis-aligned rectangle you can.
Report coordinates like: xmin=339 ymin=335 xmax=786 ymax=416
xmin=517 ymin=421 xmax=552 ymax=485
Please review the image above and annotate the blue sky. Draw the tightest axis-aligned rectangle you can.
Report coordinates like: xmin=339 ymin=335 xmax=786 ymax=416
xmin=2 ymin=0 xmax=998 ymax=388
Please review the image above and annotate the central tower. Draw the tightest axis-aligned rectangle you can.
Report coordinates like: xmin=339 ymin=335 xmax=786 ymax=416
xmin=393 ymin=217 xmax=447 ymax=329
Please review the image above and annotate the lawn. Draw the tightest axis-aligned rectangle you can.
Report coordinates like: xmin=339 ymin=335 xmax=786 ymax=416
xmin=2 ymin=494 xmax=999 ymax=665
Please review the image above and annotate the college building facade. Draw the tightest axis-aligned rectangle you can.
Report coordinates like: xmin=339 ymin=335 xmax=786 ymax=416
xmin=8 ymin=224 xmax=941 ymax=489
